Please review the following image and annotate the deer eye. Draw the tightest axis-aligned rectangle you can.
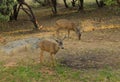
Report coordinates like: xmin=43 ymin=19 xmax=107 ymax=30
xmin=59 ymin=42 xmax=63 ymax=45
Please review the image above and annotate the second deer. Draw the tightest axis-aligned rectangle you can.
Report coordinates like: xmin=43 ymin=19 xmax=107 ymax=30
xmin=55 ymin=19 xmax=81 ymax=40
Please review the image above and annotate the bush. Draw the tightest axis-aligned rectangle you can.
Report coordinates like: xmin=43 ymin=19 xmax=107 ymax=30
xmin=104 ymin=0 xmax=117 ymax=6
xmin=0 ymin=0 xmax=17 ymax=21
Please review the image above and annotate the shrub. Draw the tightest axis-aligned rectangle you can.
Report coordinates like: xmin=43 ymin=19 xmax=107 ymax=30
xmin=0 ymin=0 xmax=17 ymax=21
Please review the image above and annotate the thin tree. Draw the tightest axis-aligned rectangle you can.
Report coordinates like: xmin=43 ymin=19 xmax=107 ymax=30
xmin=11 ymin=0 xmax=40 ymax=29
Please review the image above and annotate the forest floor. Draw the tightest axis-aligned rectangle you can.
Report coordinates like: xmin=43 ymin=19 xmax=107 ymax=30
xmin=0 ymin=4 xmax=120 ymax=82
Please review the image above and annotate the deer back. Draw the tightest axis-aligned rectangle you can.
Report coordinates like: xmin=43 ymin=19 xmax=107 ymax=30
xmin=39 ymin=40 xmax=59 ymax=54
xmin=56 ymin=19 xmax=74 ymax=30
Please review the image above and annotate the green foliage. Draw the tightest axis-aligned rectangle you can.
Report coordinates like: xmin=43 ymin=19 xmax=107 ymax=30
xmin=0 ymin=0 xmax=17 ymax=21
xmin=0 ymin=65 xmax=41 ymax=82
xmin=0 ymin=63 xmax=120 ymax=82
xmin=104 ymin=0 xmax=117 ymax=6
xmin=0 ymin=13 xmax=10 ymax=21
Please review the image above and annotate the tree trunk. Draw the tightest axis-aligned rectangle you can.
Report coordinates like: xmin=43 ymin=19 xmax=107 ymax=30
xmin=71 ymin=0 xmax=76 ymax=7
xmin=117 ymin=0 xmax=120 ymax=6
xmin=96 ymin=0 xmax=104 ymax=7
xmin=78 ymin=0 xmax=84 ymax=10
xmin=21 ymin=2 xmax=39 ymax=29
xmin=63 ymin=0 xmax=69 ymax=8
xmin=12 ymin=4 xmax=21 ymax=20
xmin=51 ymin=0 xmax=57 ymax=14
xmin=17 ymin=0 xmax=24 ymax=3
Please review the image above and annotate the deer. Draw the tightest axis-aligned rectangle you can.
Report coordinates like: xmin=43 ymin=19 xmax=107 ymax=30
xmin=39 ymin=36 xmax=66 ymax=66
xmin=55 ymin=19 xmax=81 ymax=40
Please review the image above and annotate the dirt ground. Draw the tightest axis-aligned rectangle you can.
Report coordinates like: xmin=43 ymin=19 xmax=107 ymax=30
xmin=0 ymin=6 xmax=120 ymax=69
xmin=0 ymin=28 xmax=120 ymax=69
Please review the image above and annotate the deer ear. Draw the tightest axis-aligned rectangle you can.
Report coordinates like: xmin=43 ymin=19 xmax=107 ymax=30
xmin=39 ymin=25 xmax=43 ymax=29
xmin=62 ymin=35 xmax=67 ymax=41
xmin=55 ymin=39 xmax=60 ymax=43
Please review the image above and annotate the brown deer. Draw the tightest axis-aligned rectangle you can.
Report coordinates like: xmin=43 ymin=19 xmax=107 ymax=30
xmin=55 ymin=19 xmax=81 ymax=40
xmin=39 ymin=36 xmax=66 ymax=66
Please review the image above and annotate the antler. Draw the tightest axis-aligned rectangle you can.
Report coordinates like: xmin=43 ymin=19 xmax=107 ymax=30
xmin=62 ymin=35 xmax=67 ymax=41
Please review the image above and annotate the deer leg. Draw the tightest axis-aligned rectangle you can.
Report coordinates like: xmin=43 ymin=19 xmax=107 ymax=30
xmin=50 ymin=53 xmax=55 ymax=66
xmin=56 ymin=29 xmax=60 ymax=38
xmin=68 ymin=30 xmax=70 ymax=38
xmin=40 ymin=50 xmax=44 ymax=64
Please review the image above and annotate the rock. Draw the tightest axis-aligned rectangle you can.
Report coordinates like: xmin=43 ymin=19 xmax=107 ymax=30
xmin=0 ymin=37 xmax=41 ymax=55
